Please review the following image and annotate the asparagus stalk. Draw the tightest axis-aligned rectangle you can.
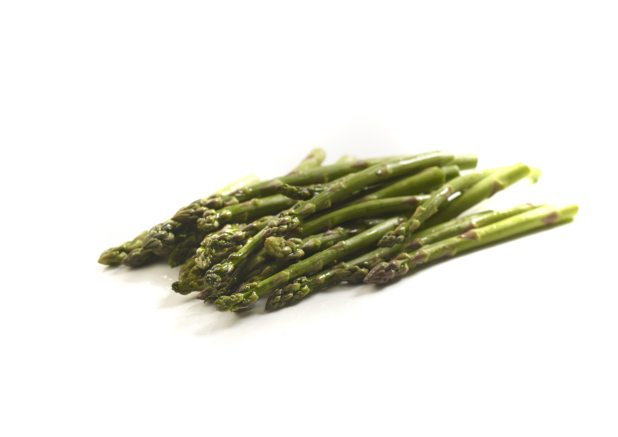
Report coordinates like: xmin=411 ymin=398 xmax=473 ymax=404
xmin=422 ymin=163 xmax=531 ymax=228
xmin=266 ymin=266 xmax=369 ymax=310
xmin=183 ymin=149 xmax=326 ymax=215
xmin=168 ymin=231 xmax=207 ymax=268
xmin=197 ymin=224 xmax=368 ymax=301
xmin=350 ymin=167 xmax=445 ymax=204
xmin=172 ymin=149 xmax=323 ymax=225
xmin=378 ymin=172 xmax=486 ymax=246
xmin=265 ymin=203 xmax=538 ymax=310
xmin=442 ymin=165 xmax=460 ymax=181
xmin=290 ymin=196 xmax=426 ymax=238
xmin=193 ymin=216 xmax=274 ymax=270
xmin=264 ymin=224 xmax=367 ymax=260
xmin=98 ymin=231 xmax=149 ymax=266
xmin=229 ymin=157 xmax=396 ymax=202
xmin=288 ymin=148 xmax=327 ymax=174
xmin=365 ymin=204 xmax=579 ymax=283
xmin=204 ymin=151 xmax=454 ymax=286
xmin=450 ymin=154 xmax=478 ymax=170
xmin=214 ymin=216 xmax=409 ymax=311
xmin=98 ymin=174 xmax=260 ymax=267
xmin=196 ymin=194 xmax=296 ymax=232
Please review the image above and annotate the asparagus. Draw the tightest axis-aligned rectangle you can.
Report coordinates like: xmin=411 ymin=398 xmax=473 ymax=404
xmin=288 ymin=148 xmax=327 ymax=174
xmin=422 ymin=163 xmax=531 ymax=228
xmin=204 ymin=151 xmax=454 ymax=287
xmin=180 ymin=149 xmax=326 ymax=219
xmin=290 ymin=196 xmax=426 ymax=238
xmin=265 ymin=203 xmax=538 ymax=310
xmin=365 ymin=204 xmax=579 ymax=283
xmin=98 ymin=231 xmax=149 ymax=266
xmin=405 ymin=203 xmax=538 ymax=251
xmin=265 ymin=224 xmax=367 ymax=260
xmin=98 ymin=174 xmax=260 ymax=267
xmin=335 ymin=155 xmax=359 ymax=165
xmin=196 ymin=194 xmax=296 ymax=232
xmin=378 ymin=172 xmax=486 ymax=246
xmin=442 ymin=165 xmax=460 ymax=181
xmin=350 ymin=167 xmax=445 ymax=204
xmin=214 ymin=216 xmax=409 ymax=311
xmin=168 ymin=231 xmax=207 ymax=268
xmin=279 ymin=163 xmax=459 ymax=203
xmin=193 ymin=216 xmax=274 ymax=270
xmin=450 ymin=154 xmax=478 ymax=170
xmin=196 ymin=224 xmax=368 ymax=301
xmin=266 ymin=266 xmax=370 ymax=310
xmin=229 ymin=157 xmax=404 ymax=202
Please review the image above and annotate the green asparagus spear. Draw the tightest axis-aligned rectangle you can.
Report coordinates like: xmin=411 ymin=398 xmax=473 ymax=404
xmin=378 ymin=172 xmax=486 ymax=246
xmin=168 ymin=231 xmax=208 ymax=268
xmin=204 ymin=152 xmax=454 ymax=287
xmin=264 ymin=224 xmax=367 ymax=260
xmin=196 ymin=194 xmax=296 ymax=232
xmin=198 ymin=224 xmax=368 ymax=301
xmin=290 ymin=196 xmax=427 ymax=238
xmin=229 ymin=157 xmax=403 ymax=202
xmin=183 ymin=149 xmax=326 ymax=217
xmin=265 ymin=203 xmax=538 ymax=310
xmin=365 ymin=204 xmax=579 ymax=283
xmin=99 ymin=174 xmax=259 ymax=267
xmin=450 ymin=154 xmax=478 ymax=170
xmin=350 ymin=167 xmax=445 ymax=204
xmin=98 ymin=231 xmax=149 ymax=266
xmin=442 ymin=165 xmax=460 ymax=180
xmin=214 ymin=215 xmax=409 ymax=311
xmin=422 ymin=163 xmax=531 ymax=228
xmin=266 ymin=266 xmax=369 ymax=310
xmin=287 ymin=148 xmax=327 ymax=174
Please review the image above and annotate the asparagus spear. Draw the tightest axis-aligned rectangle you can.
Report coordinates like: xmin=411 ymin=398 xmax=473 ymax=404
xmin=143 ymin=157 xmax=327 ymax=267
xmin=168 ymin=231 xmax=208 ymax=268
xmin=365 ymin=204 xmax=579 ymax=283
xmin=266 ymin=266 xmax=370 ymax=310
xmin=98 ymin=174 xmax=260 ymax=267
xmin=442 ymin=165 xmax=460 ymax=181
xmin=350 ymin=167 xmax=445 ymax=204
xmin=450 ymin=154 xmax=478 ymax=170
xmin=378 ymin=172 xmax=487 ymax=246
xmin=196 ymin=194 xmax=296 ymax=232
xmin=179 ymin=149 xmax=326 ymax=219
xmin=204 ymin=151 xmax=454 ymax=287
xmin=422 ymin=163 xmax=531 ymax=228
xmin=193 ymin=216 xmax=274 ymax=270
xmin=98 ymin=231 xmax=149 ymax=266
xmin=279 ymin=161 xmax=457 ymax=203
xmin=265 ymin=203 xmax=538 ymax=310
xmin=198 ymin=224 xmax=369 ymax=301
xmin=289 ymin=196 xmax=426 ymax=238
xmin=229 ymin=157 xmax=396 ymax=202
xmin=214 ymin=216 xmax=409 ymax=311
xmin=288 ymin=148 xmax=327 ymax=174
xmin=264 ymin=224 xmax=367 ymax=260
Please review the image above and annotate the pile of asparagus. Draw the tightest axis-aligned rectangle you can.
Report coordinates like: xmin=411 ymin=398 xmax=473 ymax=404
xmin=99 ymin=149 xmax=578 ymax=312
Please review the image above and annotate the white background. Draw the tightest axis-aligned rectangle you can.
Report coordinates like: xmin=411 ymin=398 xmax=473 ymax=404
xmin=1 ymin=1 xmax=616 ymax=436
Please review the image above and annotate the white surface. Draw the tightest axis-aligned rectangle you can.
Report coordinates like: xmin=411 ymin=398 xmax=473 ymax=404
xmin=1 ymin=1 xmax=616 ymax=436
